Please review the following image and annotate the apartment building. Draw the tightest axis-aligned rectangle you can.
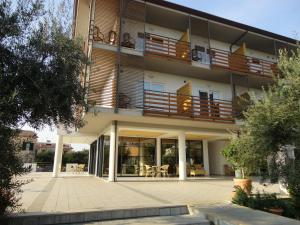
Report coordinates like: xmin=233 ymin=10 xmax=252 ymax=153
xmin=52 ymin=0 xmax=297 ymax=181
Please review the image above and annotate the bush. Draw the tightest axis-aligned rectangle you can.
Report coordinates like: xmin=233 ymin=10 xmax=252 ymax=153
xmin=232 ymin=186 xmax=298 ymax=219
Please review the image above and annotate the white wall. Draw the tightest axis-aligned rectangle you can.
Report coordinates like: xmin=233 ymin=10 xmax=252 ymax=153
xmin=145 ymin=70 xmax=233 ymax=100
xmin=208 ymin=140 xmax=229 ymax=175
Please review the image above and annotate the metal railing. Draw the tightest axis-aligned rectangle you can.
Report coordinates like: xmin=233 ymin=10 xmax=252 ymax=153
xmin=144 ymin=32 xmax=191 ymax=62
xmin=143 ymin=90 xmax=235 ymax=123
xmin=210 ymin=48 xmax=278 ymax=78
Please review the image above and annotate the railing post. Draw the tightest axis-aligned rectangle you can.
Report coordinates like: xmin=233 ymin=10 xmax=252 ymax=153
xmin=168 ymin=92 xmax=171 ymax=116
xmin=191 ymin=96 xmax=194 ymax=119
xmin=167 ymin=38 xmax=170 ymax=57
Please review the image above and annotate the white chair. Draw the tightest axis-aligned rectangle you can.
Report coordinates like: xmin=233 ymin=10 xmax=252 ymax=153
xmin=160 ymin=165 xmax=169 ymax=177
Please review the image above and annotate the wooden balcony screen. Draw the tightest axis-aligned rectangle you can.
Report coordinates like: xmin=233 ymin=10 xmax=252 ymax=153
xmin=145 ymin=33 xmax=191 ymax=62
xmin=88 ymin=49 xmax=117 ymax=108
xmin=93 ymin=0 xmax=120 ymax=45
xmin=211 ymin=48 xmax=277 ymax=78
xmin=144 ymin=90 xmax=235 ymax=123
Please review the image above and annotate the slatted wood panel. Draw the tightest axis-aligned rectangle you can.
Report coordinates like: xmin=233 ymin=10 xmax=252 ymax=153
xmin=118 ymin=66 xmax=144 ymax=109
xmin=145 ymin=33 xmax=191 ymax=63
xmin=88 ymin=49 xmax=117 ymax=107
xmin=144 ymin=90 xmax=235 ymax=124
xmin=122 ymin=0 xmax=145 ymax=22
xmin=211 ymin=48 xmax=277 ymax=78
xmin=94 ymin=0 xmax=120 ymax=44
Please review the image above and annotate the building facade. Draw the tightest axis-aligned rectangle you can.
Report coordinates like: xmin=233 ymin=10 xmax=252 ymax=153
xmin=53 ymin=0 xmax=297 ymax=181
xmin=16 ymin=130 xmax=38 ymax=163
xmin=36 ymin=141 xmax=73 ymax=154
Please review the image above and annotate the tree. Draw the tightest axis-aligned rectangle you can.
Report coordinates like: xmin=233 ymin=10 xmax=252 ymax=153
xmin=222 ymin=133 xmax=262 ymax=179
xmin=0 ymin=0 xmax=86 ymax=215
xmin=225 ymin=47 xmax=300 ymax=214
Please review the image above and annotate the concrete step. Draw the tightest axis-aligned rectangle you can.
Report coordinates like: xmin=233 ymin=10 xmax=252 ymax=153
xmin=76 ymin=214 xmax=210 ymax=225
xmin=1 ymin=205 xmax=189 ymax=225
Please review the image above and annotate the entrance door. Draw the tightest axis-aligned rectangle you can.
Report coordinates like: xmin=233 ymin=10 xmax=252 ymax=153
xmin=161 ymin=139 xmax=178 ymax=176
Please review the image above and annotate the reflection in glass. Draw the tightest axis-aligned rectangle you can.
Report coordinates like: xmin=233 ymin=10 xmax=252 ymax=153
xmin=161 ymin=139 xmax=178 ymax=176
xmin=102 ymin=136 xmax=110 ymax=177
xmin=117 ymin=137 xmax=155 ymax=176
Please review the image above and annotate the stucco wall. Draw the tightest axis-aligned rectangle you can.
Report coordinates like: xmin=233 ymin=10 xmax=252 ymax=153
xmin=208 ymin=140 xmax=229 ymax=175
xmin=145 ymin=70 xmax=233 ymax=100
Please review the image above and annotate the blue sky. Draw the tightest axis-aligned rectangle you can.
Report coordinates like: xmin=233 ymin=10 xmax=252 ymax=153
xmin=168 ymin=0 xmax=300 ymax=39
xmin=22 ymin=0 xmax=299 ymax=149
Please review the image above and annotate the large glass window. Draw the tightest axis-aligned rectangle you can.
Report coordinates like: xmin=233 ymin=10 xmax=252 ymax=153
xmin=102 ymin=136 xmax=110 ymax=177
xmin=117 ymin=137 xmax=155 ymax=177
xmin=161 ymin=139 xmax=178 ymax=176
xmin=161 ymin=139 xmax=203 ymax=177
xmin=186 ymin=140 xmax=203 ymax=166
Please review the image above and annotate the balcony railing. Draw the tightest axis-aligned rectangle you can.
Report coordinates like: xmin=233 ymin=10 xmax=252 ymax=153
xmin=145 ymin=33 xmax=191 ymax=62
xmin=210 ymin=48 xmax=277 ymax=78
xmin=143 ymin=90 xmax=235 ymax=123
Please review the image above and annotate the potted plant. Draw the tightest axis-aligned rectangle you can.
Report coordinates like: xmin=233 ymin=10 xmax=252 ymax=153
xmin=222 ymin=133 xmax=259 ymax=196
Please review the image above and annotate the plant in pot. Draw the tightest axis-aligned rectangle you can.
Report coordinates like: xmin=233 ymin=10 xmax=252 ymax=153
xmin=222 ymin=133 xmax=259 ymax=196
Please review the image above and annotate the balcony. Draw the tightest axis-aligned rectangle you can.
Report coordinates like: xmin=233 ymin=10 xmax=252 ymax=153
xmin=143 ymin=90 xmax=235 ymax=124
xmin=144 ymin=33 xmax=191 ymax=63
xmin=210 ymin=48 xmax=277 ymax=78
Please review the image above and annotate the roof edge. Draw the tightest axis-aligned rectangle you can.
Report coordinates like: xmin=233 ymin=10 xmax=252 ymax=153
xmin=146 ymin=0 xmax=298 ymax=45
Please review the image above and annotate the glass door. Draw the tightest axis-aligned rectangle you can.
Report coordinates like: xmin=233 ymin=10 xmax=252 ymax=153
xmin=117 ymin=137 xmax=155 ymax=177
xmin=161 ymin=139 xmax=178 ymax=176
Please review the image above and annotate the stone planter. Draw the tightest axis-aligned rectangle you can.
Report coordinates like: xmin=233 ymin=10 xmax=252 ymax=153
xmin=233 ymin=178 xmax=252 ymax=195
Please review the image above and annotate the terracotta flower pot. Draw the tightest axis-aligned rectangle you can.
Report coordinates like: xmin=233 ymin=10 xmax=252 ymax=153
xmin=233 ymin=178 xmax=252 ymax=195
xmin=268 ymin=208 xmax=284 ymax=216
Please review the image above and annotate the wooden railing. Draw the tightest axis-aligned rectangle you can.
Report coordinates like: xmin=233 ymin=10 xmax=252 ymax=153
xmin=143 ymin=90 xmax=235 ymax=124
xmin=144 ymin=33 xmax=191 ymax=62
xmin=210 ymin=48 xmax=277 ymax=78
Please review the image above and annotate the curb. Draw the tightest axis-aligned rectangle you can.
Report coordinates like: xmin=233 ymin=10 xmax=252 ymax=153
xmin=0 ymin=205 xmax=189 ymax=225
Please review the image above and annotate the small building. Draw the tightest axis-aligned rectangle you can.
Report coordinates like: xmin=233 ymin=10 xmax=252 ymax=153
xmin=16 ymin=130 xmax=38 ymax=163
xmin=35 ymin=141 xmax=73 ymax=154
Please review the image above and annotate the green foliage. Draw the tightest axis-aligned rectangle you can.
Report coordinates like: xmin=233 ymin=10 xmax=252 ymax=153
xmin=35 ymin=150 xmax=89 ymax=166
xmin=233 ymin=187 xmax=297 ymax=218
xmin=222 ymin=134 xmax=261 ymax=178
xmin=0 ymin=0 xmax=86 ymax=215
xmin=225 ymin=46 xmax=300 ymax=209
xmin=62 ymin=150 xmax=89 ymax=165
xmin=35 ymin=151 xmax=55 ymax=163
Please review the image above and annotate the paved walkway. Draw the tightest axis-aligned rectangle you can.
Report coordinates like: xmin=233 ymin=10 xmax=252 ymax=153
xmin=20 ymin=173 xmax=283 ymax=214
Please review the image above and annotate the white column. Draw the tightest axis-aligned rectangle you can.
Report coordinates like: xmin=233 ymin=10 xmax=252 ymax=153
xmin=52 ymin=135 xmax=63 ymax=178
xmin=178 ymin=131 xmax=187 ymax=180
xmin=203 ymin=140 xmax=210 ymax=176
xmin=156 ymin=137 xmax=161 ymax=167
xmin=108 ymin=122 xmax=118 ymax=182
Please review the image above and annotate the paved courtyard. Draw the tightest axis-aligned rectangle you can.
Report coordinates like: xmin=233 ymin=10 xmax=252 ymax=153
xmin=20 ymin=173 xmax=283 ymax=214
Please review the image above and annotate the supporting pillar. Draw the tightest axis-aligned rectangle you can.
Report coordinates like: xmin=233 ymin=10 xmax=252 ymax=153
xmin=52 ymin=135 xmax=63 ymax=178
xmin=178 ymin=131 xmax=187 ymax=180
xmin=156 ymin=137 xmax=161 ymax=167
xmin=203 ymin=140 xmax=210 ymax=176
xmin=108 ymin=121 xmax=118 ymax=182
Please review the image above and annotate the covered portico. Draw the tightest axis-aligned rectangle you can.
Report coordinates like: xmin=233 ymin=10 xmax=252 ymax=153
xmin=53 ymin=125 xmax=232 ymax=181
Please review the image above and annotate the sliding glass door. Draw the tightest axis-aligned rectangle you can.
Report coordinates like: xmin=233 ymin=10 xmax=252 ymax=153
xmin=161 ymin=139 xmax=203 ymax=177
xmin=117 ymin=137 xmax=155 ymax=177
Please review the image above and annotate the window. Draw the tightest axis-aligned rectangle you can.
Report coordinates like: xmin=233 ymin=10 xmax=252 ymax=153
xmin=144 ymin=81 xmax=164 ymax=92
xmin=22 ymin=141 xmax=34 ymax=151
xmin=192 ymin=45 xmax=210 ymax=64
xmin=151 ymin=83 xmax=164 ymax=92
